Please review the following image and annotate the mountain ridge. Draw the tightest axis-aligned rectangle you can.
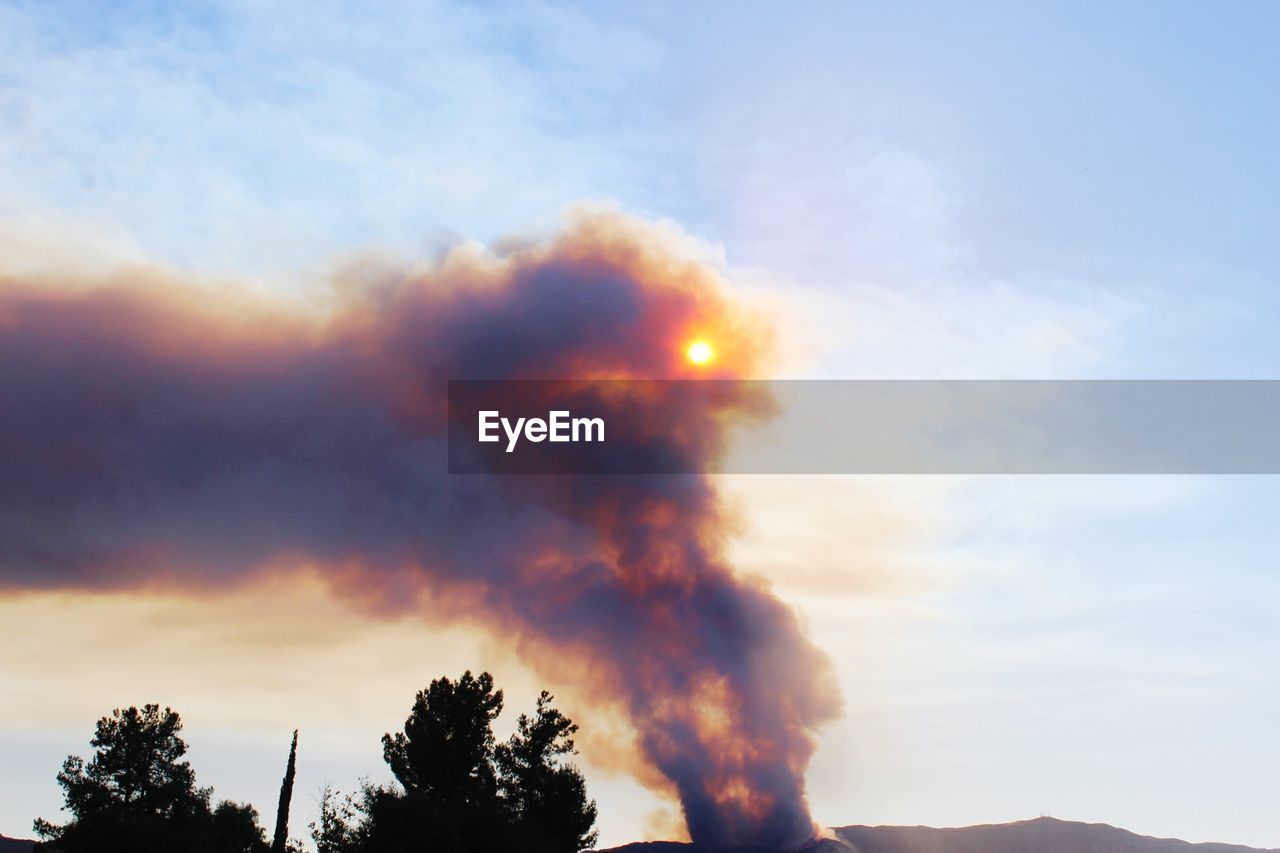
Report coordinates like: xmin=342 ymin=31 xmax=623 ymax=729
xmin=600 ymin=817 xmax=1280 ymax=853
xmin=0 ymin=834 xmax=34 ymax=853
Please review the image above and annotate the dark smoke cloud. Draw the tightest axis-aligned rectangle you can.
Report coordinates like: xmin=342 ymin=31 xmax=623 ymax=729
xmin=0 ymin=210 xmax=840 ymax=849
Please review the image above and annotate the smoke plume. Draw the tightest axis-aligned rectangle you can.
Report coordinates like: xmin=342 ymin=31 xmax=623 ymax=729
xmin=0 ymin=210 xmax=840 ymax=849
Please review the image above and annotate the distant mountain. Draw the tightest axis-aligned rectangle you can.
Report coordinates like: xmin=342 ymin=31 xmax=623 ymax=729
xmin=600 ymin=817 xmax=1279 ymax=853
xmin=0 ymin=835 xmax=34 ymax=853
xmin=601 ymin=842 xmax=850 ymax=853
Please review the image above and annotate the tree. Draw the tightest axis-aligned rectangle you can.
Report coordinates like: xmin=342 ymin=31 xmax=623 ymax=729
xmin=37 ymin=701 xmax=203 ymax=835
xmin=373 ymin=670 xmax=511 ymax=852
xmin=212 ymin=800 xmax=270 ymax=852
xmin=381 ymin=670 xmax=504 ymax=807
xmin=271 ymin=729 xmax=299 ymax=853
xmin=50 ymin=704 xmax=203 ymax=822
xmin=496 ymin=692 xmax=598 ymax=853
xmin=314 ymin=673 xmax=598 ymax=853
xmin=35 ymin=704 xmax=270 ymax=853
xmin=310 ymin=785 xmax=364 ymax=853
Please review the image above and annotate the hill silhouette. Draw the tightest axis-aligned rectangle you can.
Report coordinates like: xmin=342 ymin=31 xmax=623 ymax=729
xmin=0 ymin=834 xmax=34 ymax=853
xmin=600 ymin=817 xmax=1279 ymax=853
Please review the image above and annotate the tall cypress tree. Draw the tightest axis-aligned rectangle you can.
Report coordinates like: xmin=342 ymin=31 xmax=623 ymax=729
xmin=271 ymin=730 xmax=298 ymax=853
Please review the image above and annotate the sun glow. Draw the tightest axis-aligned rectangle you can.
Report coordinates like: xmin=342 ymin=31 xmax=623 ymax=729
xmin=686 ymin=340 xmax=714 ymax=365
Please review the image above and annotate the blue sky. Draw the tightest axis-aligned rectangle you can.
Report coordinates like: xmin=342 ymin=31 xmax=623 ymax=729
xmin=1 ymin=1 xmax=1278 ymax=847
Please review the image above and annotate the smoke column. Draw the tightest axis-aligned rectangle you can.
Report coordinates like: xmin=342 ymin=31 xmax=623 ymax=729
xmin=0 ymin=210 xmax=840 ymax=849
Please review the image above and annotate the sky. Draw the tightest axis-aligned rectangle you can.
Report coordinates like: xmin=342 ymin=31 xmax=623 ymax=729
xmin=1 ymin=0 xmax=1279 ymax=848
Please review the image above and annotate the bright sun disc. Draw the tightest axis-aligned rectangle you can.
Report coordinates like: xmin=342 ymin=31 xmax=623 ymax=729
xmin=686 ymin=340 xmax=714 ymax=365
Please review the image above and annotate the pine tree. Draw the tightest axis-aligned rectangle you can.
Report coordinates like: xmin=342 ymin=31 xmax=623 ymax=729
xmin=310 ymin=674 xmax=597 ymax=853
xmin=381 ymin=671 xmax=504 ymax=806
xmin=43 ymin=704 xmax=203 ymax=825
xmin=495 ymin=692 xmax=598 ymax=853
xmin=35 ymin=704 xmax=269 ymax=853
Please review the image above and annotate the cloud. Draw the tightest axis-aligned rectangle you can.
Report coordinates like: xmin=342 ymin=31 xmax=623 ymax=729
xmin=0 ymin=1 xmax=669 ymax=279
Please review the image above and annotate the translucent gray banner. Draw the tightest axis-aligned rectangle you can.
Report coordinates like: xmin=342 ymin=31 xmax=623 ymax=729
xmin=447 ymin=380 xmax=1280 ymax=474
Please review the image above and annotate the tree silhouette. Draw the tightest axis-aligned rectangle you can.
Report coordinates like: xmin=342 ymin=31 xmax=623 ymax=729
xmin=310 ymin=785 xmax=363 ymax=853
xmin=382 ymin=670 xmax=504 ymax=806
xmin=212 ymin=800 xmax=271 ymax=852
xmin=314 ymin=673 xmax=597 ymax=853
xmin=496 ymin=692 xmax=598 ymax=853
xmin=367 ymin=670 xmax=511 ymax=851
xmin=271 ymin=730 xmax=299 ymax=853
xmin=35 ymin=704 xmax=269 ymax=853
xmin=52 ymin=704 xmax=202 ymax=821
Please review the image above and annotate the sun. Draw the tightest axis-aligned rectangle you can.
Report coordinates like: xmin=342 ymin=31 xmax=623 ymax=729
xmin=686 ymin=340 xmax=714 ymax=365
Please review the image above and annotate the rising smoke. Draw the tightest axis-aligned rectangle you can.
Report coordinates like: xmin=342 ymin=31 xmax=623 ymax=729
xmin=0 ymin=210 xmax=841 ymax=849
